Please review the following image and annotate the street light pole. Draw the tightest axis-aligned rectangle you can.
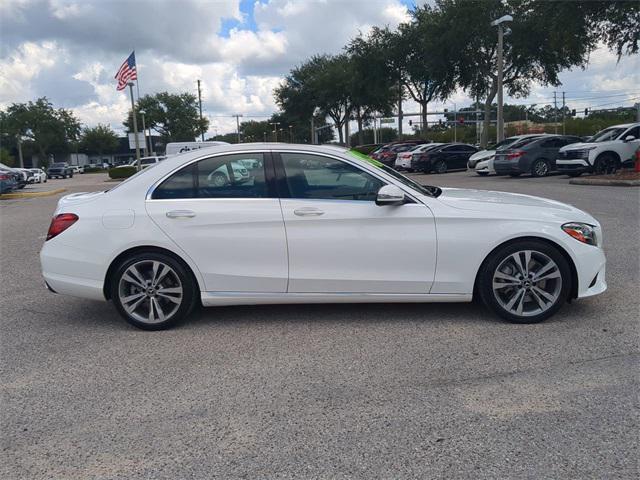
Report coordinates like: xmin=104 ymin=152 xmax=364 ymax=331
xmin=139 ymin=109 xmax=149 ymax=157
xmin=491 ymin=15 xmax=512 ymax=144
xmin=232 ymin=114 xmax=243 ymax=143
xmin=270 ymin=122 xmax=280 ymax=142
xmin=289 ymin=125 xmax=293 ymax=143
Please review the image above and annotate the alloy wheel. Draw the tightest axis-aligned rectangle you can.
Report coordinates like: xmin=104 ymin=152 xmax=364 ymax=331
xmin=533 ymin=160 xmax=548 ymax=177
xmin=492 ymin=250 xmax=562 ymax=317
xmin=118 ymin=260 xmax=183 ymax=324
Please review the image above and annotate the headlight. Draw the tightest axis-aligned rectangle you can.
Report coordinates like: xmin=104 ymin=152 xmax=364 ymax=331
xmin=562 ymin=222 xmax=597 ymax=246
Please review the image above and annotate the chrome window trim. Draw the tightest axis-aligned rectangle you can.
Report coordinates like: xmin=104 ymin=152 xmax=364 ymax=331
xmin=145 ymin=147 xmax=422 ymax=204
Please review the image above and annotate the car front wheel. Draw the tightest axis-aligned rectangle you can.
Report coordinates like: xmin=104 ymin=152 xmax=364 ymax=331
xmin=111 ymin=252 xmax=198 ymax=330
xmin=478 ymin=240 xmax=571 ymax=323
xmin=433 ymin=160 xmax=447 ymax=174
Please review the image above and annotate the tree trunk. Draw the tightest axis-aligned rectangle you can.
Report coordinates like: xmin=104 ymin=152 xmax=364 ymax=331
xmin=397 ymin=79 xmax=403 ymax=138
xmin=336 ymin=122 xmax=344 ymax=144
xmin=357 ymin=109 xmax=364 ymax=146
xmin=345 ymin=111 xmax=350 ymax=147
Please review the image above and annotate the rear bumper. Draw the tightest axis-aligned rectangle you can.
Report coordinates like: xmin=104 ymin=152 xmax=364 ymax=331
xmin=493 ymin=161 xmax=522 ymax=174
xmin=40 ymin=240 xmax=107 ymax=301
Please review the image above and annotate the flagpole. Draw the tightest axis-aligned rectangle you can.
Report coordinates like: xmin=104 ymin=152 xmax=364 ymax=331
xmin=132 ymin=50 xmax=149 ymax=156
xmin=128 ymin=82 xmax=141 ymax=170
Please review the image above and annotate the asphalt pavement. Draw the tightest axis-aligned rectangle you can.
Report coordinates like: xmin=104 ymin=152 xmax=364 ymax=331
xmin=1 ymin=171 xmax=638 ymax=479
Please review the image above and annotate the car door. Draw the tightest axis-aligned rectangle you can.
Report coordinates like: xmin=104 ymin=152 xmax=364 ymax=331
xmin=620 ymin=126 xmax=640 ymax=162
xmin=145 ymin=152 xmax=288 ymax=293
xmin=440 ymin=145 xmax=462 ymax=169
xmin=276 ymin=151 xmax=437 ymax=294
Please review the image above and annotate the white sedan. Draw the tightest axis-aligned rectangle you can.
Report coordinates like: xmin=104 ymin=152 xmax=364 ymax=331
xmin=40 ymin=144 xmax=606 ymax=330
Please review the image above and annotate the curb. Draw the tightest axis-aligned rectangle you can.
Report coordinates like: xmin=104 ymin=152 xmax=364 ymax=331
xmin=569 ymin=178 xmax=640 ymax=187
xmin=0 ymin=188 xmax=67 ymax=199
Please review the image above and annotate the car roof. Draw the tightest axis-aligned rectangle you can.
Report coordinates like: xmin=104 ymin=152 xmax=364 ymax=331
xmin=601 ymin=122 xmax=640 ymax=129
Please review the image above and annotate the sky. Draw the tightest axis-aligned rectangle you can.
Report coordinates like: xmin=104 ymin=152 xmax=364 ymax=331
xmin=1 ymin=0 xmax=638 ymax=139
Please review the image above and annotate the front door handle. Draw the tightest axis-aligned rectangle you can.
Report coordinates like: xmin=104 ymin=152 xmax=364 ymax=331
xmin=294 ymin=207 xmax=324 ymax=217
xmin=166 ymin=210 xmax=196 ymax=219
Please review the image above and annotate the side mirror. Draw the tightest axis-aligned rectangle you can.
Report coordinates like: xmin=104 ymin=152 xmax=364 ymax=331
xmin=624 ymin=135 xmax=636 ymax=142
xmin=376 ymin=185 xmax=406 ymax=206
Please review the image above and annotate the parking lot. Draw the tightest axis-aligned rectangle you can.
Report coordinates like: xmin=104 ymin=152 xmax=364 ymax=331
xmin=1 ymin=172 xmax=638 ymax=478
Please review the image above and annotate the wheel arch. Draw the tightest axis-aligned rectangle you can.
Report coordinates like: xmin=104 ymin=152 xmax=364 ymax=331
xmin=595 ymin=150 xmax=621 ymax=164
xmin=103 ymin=245 xmax=202 ymax=301
xmin=472 ymin=235 xmax=579 ymax=301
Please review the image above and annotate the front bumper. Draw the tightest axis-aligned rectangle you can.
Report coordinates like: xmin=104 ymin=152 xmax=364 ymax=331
xmin=557 ymin=159 xmax=590 ymax=173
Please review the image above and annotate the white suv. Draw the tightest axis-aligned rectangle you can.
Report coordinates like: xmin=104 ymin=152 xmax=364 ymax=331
xmin=557 ymin=122 xmax=640 ymax=176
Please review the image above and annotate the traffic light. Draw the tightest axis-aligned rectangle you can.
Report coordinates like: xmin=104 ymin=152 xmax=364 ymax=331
xmin=584 ymin=108 xmax=589 ymax=116
xmin=571 ymin=109 xmax=576 ymax=117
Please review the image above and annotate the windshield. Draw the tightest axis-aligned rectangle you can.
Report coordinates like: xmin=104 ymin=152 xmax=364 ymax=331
xmin=590 ymin=127 xmax=627 ymax=142
xmin=348 ymin=149 xmax=441 ymax=197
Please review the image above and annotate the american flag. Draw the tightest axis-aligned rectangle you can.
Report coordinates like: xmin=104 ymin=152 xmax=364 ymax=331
xmin=114 ymin=51 xmax=137 ymax=91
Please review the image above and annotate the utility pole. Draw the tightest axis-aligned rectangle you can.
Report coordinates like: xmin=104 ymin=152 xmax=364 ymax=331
xmin=491 ymin=15 xmax=512 ymax=143
xmin=562 ymin=91 xmax=566 ymax=135
xmin=128 ymin=82 xmax=141 ymax=169
xmin=197 ymin=80 xmax=204 ymax=142
xmin=232 ymin=114 xmax=243 ymax=143
xmin=289 ymin=125 xmax=293 ymax=143
xmin=270 ymin=122 xmax=280 ymax=142
xmin=453 ymin=102 xmax=457 ymax=143
xmin=139 ymin=110 xmax=149 ymax=157
xmin=553 ymin=91 xmax=558 ymax=134
xmin=398 ymin=78 xmax=403 ymax=137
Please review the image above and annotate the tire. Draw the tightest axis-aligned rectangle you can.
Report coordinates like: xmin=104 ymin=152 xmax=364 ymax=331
xmin=509 ymin=173 xmax=521 ymax=177
xmin=210 ymin=171 xmax=228 ymax=187
xmin=433 ymin=160 xmax=447 ymax=174
xmin=111 ymin=252 xmax=198 ymax=330
xmin=477 ymin=171 xmax=489 ymax=176
xmin=531 ymin=159 xmax=550 ymax=177
xmin=69 ymin=172 xmax=74 ymax=178
xmin=478 ymin=240 xmax=572 ymax=324
xmin=594 ymin=154 xmax=619 ymax=175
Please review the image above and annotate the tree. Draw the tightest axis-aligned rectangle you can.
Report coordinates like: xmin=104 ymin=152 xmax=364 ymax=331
xmin=346 ymin=33 xmax=397 ymax=144
xmin=422 ymin=0 xmax=600 ymax=146
xmin=275 ymin=55 xmax=351 ymax=144
xmin=80 ymin=124 xmax=119 ymax=155
xmin=1 ymin=97 xmax=81 ymax=166
xmin=124 ymin=92 xmax=208 ymax=143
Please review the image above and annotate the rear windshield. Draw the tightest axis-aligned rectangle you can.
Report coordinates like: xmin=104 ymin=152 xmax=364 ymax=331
xmin=507 ymin=138 xmax=539 ymax=149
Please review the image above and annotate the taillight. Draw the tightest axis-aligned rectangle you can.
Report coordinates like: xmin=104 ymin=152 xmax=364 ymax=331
xmin=506 ymin=150 xmax=525 ymax=160
xmin=0 ymin=173 xmax=10 ymax=180
xmin=46 ymin=213 xmax=78 ymax=241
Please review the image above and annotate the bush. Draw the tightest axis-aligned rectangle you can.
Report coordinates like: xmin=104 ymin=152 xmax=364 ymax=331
xmin=83 ymin=166 xmax=104 ymax=173
xmin=108 ymin=166 xmax=136 ymax=179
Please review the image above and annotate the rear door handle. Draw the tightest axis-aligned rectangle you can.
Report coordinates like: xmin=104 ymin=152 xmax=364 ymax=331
xmin=294 ymin=207 xmax=324 ymax=217
xmin=166 ymin=210 xmax=196 ymax=219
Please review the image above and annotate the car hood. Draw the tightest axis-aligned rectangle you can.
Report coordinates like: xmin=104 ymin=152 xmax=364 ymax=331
xmin=437 ymin=188 xmax=595 ymax=222
xmin=469 ymin=150 xmax=495 ymax=161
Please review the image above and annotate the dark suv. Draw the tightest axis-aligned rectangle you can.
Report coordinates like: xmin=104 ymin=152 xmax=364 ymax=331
xmin=47 ymin=162 xmax=74 ymax=179
xmin=494 ymin=135 xmax=582 ymax=177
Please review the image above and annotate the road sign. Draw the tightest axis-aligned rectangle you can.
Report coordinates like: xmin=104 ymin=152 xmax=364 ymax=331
xmin=380 ymin=118 xmax=395 ymax=124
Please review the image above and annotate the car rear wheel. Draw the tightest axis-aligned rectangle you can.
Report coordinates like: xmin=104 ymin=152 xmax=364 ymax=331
xmin=433 ymin=160 xmax=447 ymax=174
xmin=531 ymin=159 xmax=550 ymax=177
xmin=478 ymin=240 xmax=571 ymax=324
xmin=111 ymin=252 xmax=198 ymax=330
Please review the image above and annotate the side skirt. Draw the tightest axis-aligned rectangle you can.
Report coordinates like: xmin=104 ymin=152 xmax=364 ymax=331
xmin=200 ymin=292 xmax=472 ymax=307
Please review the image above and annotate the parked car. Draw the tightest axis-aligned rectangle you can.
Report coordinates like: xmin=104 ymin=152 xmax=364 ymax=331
xmin=370 ymin=140 xmax=427 ymax=162
xmin=494 ymin=135 xmax=583 ymax=177
xmin=0 ymin=165 xmax=18 ymax=193
xmin=47 ymin=162 xmax=74 ymax=179
xmin=395 ymin=143 xmax=446 ymax=171
xmin=556 ymin=122 xmax=640 ymax=176
xmin=28 ymin=168 xmax=47 ymax=183
xmin=378 ymin=142 xmax=430 ymax=167
xmin=16 ymin=168 xmax=36 ymax=184
xmin=40 ymin=144 xmax=606 ymax=330
xmin=69 ymin=165 xmax=85 ymax=175
xmin=469 ymin=134 xmax=546 ymax=176
xmin=414 ymin=143 xmax=478 ymax=173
